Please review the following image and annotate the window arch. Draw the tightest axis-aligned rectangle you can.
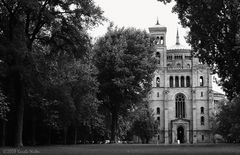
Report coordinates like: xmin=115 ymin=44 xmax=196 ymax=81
xmin=200 ymin=76 xmax=204 ymax=86
xmin=175 ymin=93 xmax=185 ymax=118
xmin=175 ymin=76 xmax=179 ymax=87
xmin=186 ymin=76 xmax=190 ymax=87
xmin=170 ymin=76 xmax=173 ymax=87
xmin=156 ymin=52 xmax=160 ymax=64
xmin=201 ymin=107 xmax=204 ymax=114
xmin=156 ymin=77 xmax=160 ymax=87
xmin=177 ymin=63 xmax=181 ymax=68
xmin=155 ymin=36 xmax=160 ymax=44
xmin=156 ymin=107 xmax=160 ymax=115
xmin=201 ymin=116 xmax=205 ymax=125
xmin=181 ymin=76 xmax=185 ymax=87
xmin=160 ymin=36 xmax=164 ymax=45
xmin=157 ymin=117 xmax=160 ymax=126
xmin=187 ymin=64 xmax=191 ymax=68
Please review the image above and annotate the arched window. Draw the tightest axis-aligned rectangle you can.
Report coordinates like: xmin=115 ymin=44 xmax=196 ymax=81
xmin=157 ymin=117 xmax=160 ymax=125
xmin=177 ymin=63 xmax=181 ymax=68
xmin=186 ymin=76 xmax=190 ymax=87
xmin=156 ymin=52 xmax=160 ymax=64
xmin=175 ymin=93 xmax=185 ymax=118
xmin=175 ymin=76 xmax=179 ymax=87
xmin=155 ymin=36 xmax=160 ymax=44
xmin=156 ymin=77 xmax=160 ymax=87
xmin=200 ymin=76 xmax=204 ymax=86
xmin=170 ymin=76 xmax=173 ymax=87
xmin=201 ymin=107 xmax=204 ymax=114
xmin=201 ymin=116 xmax=205 ymax=125
xmin=157 ymin=92 xmax=159 ymax=97
xmin=181 ymin=76 xmax=185 ymax=87
xmin=187 ymin=64 xmax=191 ymax=68
xmin=156 ymin=107 xmax=160 ymax=115
xmin=160 ymin=36 xmax=164 ymax=45
xmin=201 ymin=92 xmax=203 ymax=97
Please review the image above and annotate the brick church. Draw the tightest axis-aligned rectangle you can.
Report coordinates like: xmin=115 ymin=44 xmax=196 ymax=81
xmin=147 ymin=21 xmax=224 ymax=144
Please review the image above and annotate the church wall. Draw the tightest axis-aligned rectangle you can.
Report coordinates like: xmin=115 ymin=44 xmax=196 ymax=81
xmin=195 ymin=100 xmax=209 ymax=129
xmin=167 ymin=88 xmax=193 ymax=120
xmin=196 ymin=130 xmax=211 ymax=143
xmin=147 ymin=23 xmax=217 ymax=144
xmin=149 ymin=98 xmax=165 ymax=143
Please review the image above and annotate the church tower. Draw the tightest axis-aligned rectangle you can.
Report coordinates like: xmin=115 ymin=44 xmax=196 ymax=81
xmin=148 ymin=19 xmax=167 ymax=69
xmin=148 ymin=20 xmax=169 ymax=144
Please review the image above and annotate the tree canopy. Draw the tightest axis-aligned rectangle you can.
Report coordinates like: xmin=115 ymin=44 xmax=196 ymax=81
xmin=216 ymin=97 xmax=240 ymax=142
xmin=0 ymin=0 xmax=105 ymax=147
xmin=94 ymin=25 xmax=156 ymax=142
xmin=158 ymin=0 xmax=240 ymax=99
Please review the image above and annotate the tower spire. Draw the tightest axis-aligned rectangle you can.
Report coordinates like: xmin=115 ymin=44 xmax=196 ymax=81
xmin=176 ymin=28 xmax=180 ymax=45
xmin=156 ymin=17 xmax=160 ymax=25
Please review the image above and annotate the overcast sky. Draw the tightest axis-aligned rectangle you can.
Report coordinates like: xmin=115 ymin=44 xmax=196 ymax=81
xmin=90 ymin=0 xmax=224 ymax=94
xmin=90 ymin=0 xmax=190 ymax=48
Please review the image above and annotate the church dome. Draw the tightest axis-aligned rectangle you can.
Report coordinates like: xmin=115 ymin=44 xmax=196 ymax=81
xmin=168 ymin=44 xmax=190 ymax=50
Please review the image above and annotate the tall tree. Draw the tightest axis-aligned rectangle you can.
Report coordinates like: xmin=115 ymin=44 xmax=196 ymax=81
xmin=216 ymin=97 xmax=240 ymax=142
xmin=131 ymin=102 xmax=158 ymax=144
xmin=94 ymin=25 xmax=156 ymax=142
xmin=157 ymin=0 xmax=240 ymax=99
xmin=0 ymin=0 xmax=104 ymax=147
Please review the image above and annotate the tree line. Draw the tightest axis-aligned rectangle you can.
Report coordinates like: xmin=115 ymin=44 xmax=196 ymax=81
xmin=0 ymin=0 xmax=158 ymax=147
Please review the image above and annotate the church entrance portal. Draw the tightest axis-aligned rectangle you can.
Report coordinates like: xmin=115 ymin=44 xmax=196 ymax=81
xmin=177 ymin=126 xmax=184 ymax=143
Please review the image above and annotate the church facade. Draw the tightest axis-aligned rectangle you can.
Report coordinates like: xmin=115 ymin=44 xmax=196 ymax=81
xmin=147 ymin=22 xmax=223 ymax=144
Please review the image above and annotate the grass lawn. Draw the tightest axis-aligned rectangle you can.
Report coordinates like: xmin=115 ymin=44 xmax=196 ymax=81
xmin=1 ymin=144 xmax=240 ymax=155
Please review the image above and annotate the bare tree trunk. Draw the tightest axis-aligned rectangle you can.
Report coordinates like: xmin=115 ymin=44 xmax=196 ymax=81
xmin=47 ymin=127 xmax=51 ymax=145
xmin=15 ymin=78 xmax=24 ymax=147
xmin=110 ymin=110 xmax=118 ymax=143
xmin=31 ymin=115 xmax=36 ymax=145
xmin=64 ymin=127 xmax=68 ymax=145
xmin=0 ymin=120 xmax=6 ymax=146
xmin=74 ymin=127 xmax=77 ymax=145
xmin=146 ymin=138 xmax=149 ymax=144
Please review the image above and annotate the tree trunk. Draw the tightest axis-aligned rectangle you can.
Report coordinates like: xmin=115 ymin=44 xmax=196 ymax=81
xmin=0 ymin=120 xmax=6 ymax=146
xmin=146 ymin=138 xmax=149 ymax=144
xmin=63 ymin=127 xmax=68 ymax=145
xmin=47 ymin=127 xmax=51 ymax=145
xmin=31 ymin=114 xmax=36 ymax=145
xmin=110 ymin=110 xmax=118 ymax=143
xmin=15 ymin=78 xmax=24 ymax=147
xmin=74 ymin=127 xmax=77 ymax=145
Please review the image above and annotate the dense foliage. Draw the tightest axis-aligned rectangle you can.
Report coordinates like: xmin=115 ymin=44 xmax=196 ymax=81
xmin=0 ymin=0 xmax=105 ymax=147
xmin=216 ymin=97 xmax=240 ymax=143
xmin=131 ymin=103 xmax=158 ymax=144
xmin=158 ymin=0 xmax=240 ymax=99
xmin=94 ymin=25 xmax=156 ymax=142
